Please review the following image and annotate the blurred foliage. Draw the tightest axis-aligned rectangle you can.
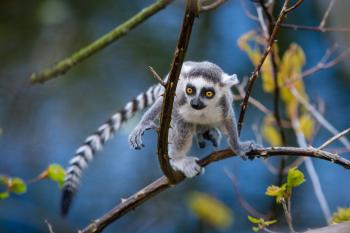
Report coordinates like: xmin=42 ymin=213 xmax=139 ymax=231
xmin=248 ymin=215 xmax=277 ymax=232
xmin=32 ymin=163 xmax=65 ymax=188
xmin=331 ymin=208 xmax=350 ymax=224
xmin=187 ymin=191 xmax=233 ymax=230
xmin=0 ymin=163 xmax=65 ymax=200
xmin=0 ymin=175 xmax=27 ymax=199
xmin=261 ymin=115 xmax=282 ymax=146
xmin=238 ymin=31 xmax=316 ymax=145
xmin=47 ymin=164 xmax=65 ymax=188
xmin=298 ymin=113 xmax=315 ymax=141
xmin=266 ymin=167 xmax=305 ymax=203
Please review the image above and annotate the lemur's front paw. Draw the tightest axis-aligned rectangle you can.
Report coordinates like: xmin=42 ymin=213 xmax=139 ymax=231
xmin=128 ymin=122 xmax=157 ymax=150
xmin=170 ymin=156 xmax=203 ymax=178
xmin=239 ymin=141 xmax=261 ymax=160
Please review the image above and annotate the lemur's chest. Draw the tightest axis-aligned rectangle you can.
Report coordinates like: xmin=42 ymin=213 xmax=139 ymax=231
xmin=177 ymin=104 xmax=223 ymax=125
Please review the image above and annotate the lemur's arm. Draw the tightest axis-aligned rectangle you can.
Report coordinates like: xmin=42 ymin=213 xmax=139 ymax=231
xmin=129 ymin=97 xmax=163 ymax=149
xmin=221 ymin=96 xmax=257 ymax=159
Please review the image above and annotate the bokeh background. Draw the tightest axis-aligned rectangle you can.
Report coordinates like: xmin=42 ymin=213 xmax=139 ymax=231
xmin=1 ymin=0 xmax=350 ymax=232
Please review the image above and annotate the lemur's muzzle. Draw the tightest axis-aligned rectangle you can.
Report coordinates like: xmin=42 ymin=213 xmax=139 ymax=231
xmin=190 ymin=98 xmax=206 ymax=110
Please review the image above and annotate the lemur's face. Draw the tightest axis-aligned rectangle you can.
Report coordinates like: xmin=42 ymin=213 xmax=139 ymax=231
xmin=178 ymin=61 xmax=239 ymax=112
xmin=183 ymin=78 xmax=223 ymax=110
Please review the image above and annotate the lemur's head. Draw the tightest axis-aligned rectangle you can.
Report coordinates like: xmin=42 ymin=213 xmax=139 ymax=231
xmin=179 ymin=61 xmax=239 ymax=110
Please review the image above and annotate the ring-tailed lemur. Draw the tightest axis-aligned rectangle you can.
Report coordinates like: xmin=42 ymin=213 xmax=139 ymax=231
xmin=61 ymin=61 xmax=258 ymax=216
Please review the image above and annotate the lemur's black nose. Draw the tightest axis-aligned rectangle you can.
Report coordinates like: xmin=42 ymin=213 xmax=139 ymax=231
xmin=190 ymin=99 xmax=205 ymax=110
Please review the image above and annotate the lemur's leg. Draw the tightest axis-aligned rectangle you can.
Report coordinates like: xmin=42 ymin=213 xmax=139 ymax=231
xmin=168 ymin=119 xmax=201 ymax=178
xmin=129 ymin=98 xmax=163 ymax=149
xmin=196 ymin=126 xmax=222 ymax=148
xmin=220 ymin=97 xmax=259 ymax=159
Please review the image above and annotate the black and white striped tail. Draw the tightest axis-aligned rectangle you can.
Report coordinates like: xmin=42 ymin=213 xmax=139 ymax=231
xmin=61 ymin=84 xmax=163 ymax=216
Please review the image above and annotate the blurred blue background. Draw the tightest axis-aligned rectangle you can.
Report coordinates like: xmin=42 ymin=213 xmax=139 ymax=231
xmin=0 ymin=0 xmax=350 ymax=232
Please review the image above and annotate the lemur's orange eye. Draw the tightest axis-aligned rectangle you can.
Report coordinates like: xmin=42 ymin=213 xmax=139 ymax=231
xmin=186 ymin=87 xmax=193 ymax=95
xmin=205 ymin=91 xmax=214 ymax=98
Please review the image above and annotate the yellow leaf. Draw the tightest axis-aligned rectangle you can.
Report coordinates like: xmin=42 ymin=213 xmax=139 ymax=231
xmin=265 ymin=185 xmax=283 ymax=197
xmin=278 ymin=43 xmax=307 ymax=117
xmin=262 ymin=125 xmax=282 ymax=147
xmin=261 ymin=115 xmax=282 ymax=146
xmin=299 ymin=114 xmax=314 ymax=140
xmin=331 ymin=207 xmax=350 ymax=224
xmin=187 ymin=192 xmax=233 ymax=230
xmin=238 ymin=31 xmax=275 ymax=93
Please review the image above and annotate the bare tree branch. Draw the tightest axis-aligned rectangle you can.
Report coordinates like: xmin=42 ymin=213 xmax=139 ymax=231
xmin=319 ymin=0 xmax=337 ymax=28
xmin=29 ymin=0 xmax=174 ymax=84
xmin=291 ymin=88 xmax=350 ymax=150
xmin=319 ymin=128 xmax=350 ymax=150
xmin=241 ymin=0 xmax=350 ymax=33
xmin=225 ymin=169 xmax=269 ymax=218
xmin=157 ymin=0 xmax=200 ymax=183
xmin=291 ymin=117 xmax=331 ymax=222
xmin=281 ymin=198 xmax=296 ymax=233
xmin=199 ymin=0 xmax=226 ymax=12
xmin=79 ymin=146 xmax=350 ymax=233
xmin=148 ymin=66 xmax=166 ymax=87
xmin=45 ymin=220 xmax=55 ymax=233
xmin=237 ymin=0 xmax=304 ymax=134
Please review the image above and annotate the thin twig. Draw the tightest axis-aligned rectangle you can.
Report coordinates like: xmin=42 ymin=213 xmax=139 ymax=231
xmin=319 ymin=128 xmax=350 ymax=150
xmin=279 ymin=23 xmax=350 ymax=33
xmin=285 ymin=0 xmax=304 ymax=13
xmin=319 ymin=0 xmax=337 ymax=28
xmin=281 ymin=198 xmax=296 ymax=233
xmin=80 ymin=146 xmax=350 ymax=233
xmin=283 ymin=48 xmax=350 ymax=87
xmin=30 ymin=0 xmax=174 ymax=84
xmin=199 ymin=0 xmax=226 ymax=12
xmin=291 ymin=88 xmax=350 ymax=150
xmin=235 ymin=84 xmax=272 ymax=115
xmin=291 ymin=117 xmax=332 ymax=222
xmin=238 ymin=0 xmax=303 ymax=134
xmin=225 ymin=169 xmax=268 ymax=218
xmin=148 ymin=66 xmax=166 ymax=86
xmin=45 ymin=220 xmax=55 ymax=233
xmin=240 ymin=0 xmax=350 ymax=34
xmin=256 ymin=1 xmax=289 ymax=209
xmin=157 ymin=0 xmax=199 ymax=183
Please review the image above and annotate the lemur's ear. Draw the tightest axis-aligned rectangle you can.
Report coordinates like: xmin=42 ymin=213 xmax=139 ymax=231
xmin=222 ymin=73 xmax=239 ymax=87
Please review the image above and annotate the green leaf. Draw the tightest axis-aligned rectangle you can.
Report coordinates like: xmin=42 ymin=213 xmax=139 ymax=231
xmin=47 ymin=164 xmax=65 ymax=188
xmin=0 ymin=191 xmax=9 ymax=199
xmin=331 ymin=207 xmax=350 ymax=224
xmin=187 ymin=191 xmax=233 ymax=230
xmin=9 ymin=178 xmax=27 ymax=194
xmin=265 ymin=185 xmax=283 ymax=197
xmin=266 ymin=184 xmax=287 ymax=203
xmin=264 ymin=219 xmax=277 ymax=226
xmin=248 ymin=215 xmax=261 ymax=224
xmin=252 ymin=226 xmax=260 ymax=232
xmin=287 ymin=167 xmax=305 ymax=188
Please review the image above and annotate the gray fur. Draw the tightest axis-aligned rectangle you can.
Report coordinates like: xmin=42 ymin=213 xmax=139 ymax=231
xmin=62 ymin=60 xmax=258 ymax=216
xmin=129 ymin=61 xmax=259 ymax=178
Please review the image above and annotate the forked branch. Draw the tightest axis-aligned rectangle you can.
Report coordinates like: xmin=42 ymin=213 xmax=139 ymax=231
xmin=80 ymin=146 xmax=350 ymax=233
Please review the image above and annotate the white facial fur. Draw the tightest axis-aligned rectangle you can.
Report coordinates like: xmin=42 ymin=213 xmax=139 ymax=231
xmin=177 ymin=76 xmax=230 ymax=125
